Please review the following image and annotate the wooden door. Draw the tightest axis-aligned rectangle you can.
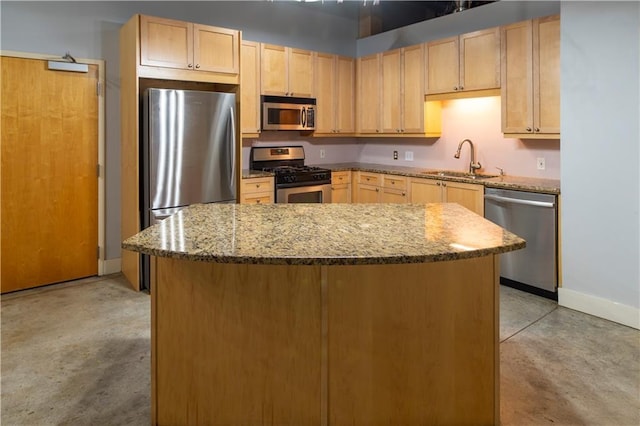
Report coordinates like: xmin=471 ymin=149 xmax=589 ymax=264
xmin=314 ymin=53 xmax=336 ymax=134
xmin=533 ymin=15 xmax=560 ymax=134
xmin=381 ymin=49 xmax=402 ymax=134
xmin=444 ymin=181 xmax=484 ymax=216
xmin=409 ymin=178 xmax=441 ymax=204
xmin=335 ymin=56 xmax=355 ymax=134
xmin=460 ymin=27 xmax=501 ymax=91
xmin=1 ymin=56 xmax=98 ymax=293
xmin=241 ymin=41 xmax=261 ymax=134
xmin=140 ymin=15 xmax=192 ymax=70
xmin=355 ymin=184 xmax=380 ymax=203
xmin=261 ymin=44 xmax=287 ymax=95
xmin=425 ymin=36 xmax=459 ymax=94
xmin=331 ymin=184 xmax=351 ymax=203
xmin=501 ymin=20 xmax=533 ymax=134
xmin=357 ymin=54 xmax=381 ymax=134
xmin=288 ymin=48 xmax=314 ymax=97
xmin=402 ymin=44 xmax=425 ymax=133
xmin=193 ymin=24 xmax=239 ymax=74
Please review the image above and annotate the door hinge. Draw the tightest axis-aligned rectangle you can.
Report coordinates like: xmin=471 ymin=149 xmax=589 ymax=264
xmin=97 ymin=246 xmax=101 ymax=259
xmin=96 ymin=81 xmax=102 ymax=96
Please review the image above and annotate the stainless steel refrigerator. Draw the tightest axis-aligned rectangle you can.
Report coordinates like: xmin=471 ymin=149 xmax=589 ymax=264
xmin=141 ymin=88 xmax=236 ymax=289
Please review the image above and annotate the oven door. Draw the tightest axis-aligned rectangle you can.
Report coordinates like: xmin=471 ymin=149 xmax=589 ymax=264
xmin=277 ymin=184 xmax=332 ymax=203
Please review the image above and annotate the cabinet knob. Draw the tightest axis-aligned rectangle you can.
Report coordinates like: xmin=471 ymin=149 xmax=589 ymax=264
xmin=391 ymin=181 xmax=395 ymax=185
xmin=256 ymin=199 xmax=261 ymax=204
xmin=442 ymin=182 xmax=447 ymax=187
xmin=188 ymin=63 xmax=193 ymax=68
xmin=535 ymin=127 xmax=540 ymax=132
xmin=459 ymin=85 xmax=464 ymax=90
xmin=437 ymin=182 xmax=441 ymax=186
xmin=256 ymin=184 xmax=261 ymax=188
xmin=195 ymin=64 xmax=201 ymax=69
xmin=375 ymin=188 xmax=379 ymax=192
xmin=402 ymin=192 xmax=406 ymax=196
xmin=526 ymin=127 xmax=532 ymax=132
xmin=454 ymin=86 xmax=458 ymax=91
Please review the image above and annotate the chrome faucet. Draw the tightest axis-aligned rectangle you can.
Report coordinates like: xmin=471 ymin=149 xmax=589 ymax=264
xmin=454 ymin=139 xmax=482 ymax=174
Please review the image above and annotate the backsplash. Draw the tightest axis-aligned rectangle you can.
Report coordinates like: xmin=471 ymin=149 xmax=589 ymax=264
xmin=243 ymin=96 xmax=560 ymax=179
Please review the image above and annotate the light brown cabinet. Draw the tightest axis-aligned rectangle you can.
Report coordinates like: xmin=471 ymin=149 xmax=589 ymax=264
xmin=425 ymin=27 xmax=500 ymax=96
xmin=501 ymin=15 xmax=560 ymax=138
xmin=354 ymin=172 xmax=409 ymax=204
xmin=140 ymin=15 xmax=239 ymax=77
xmin=359 ymin=47 xmax=441 ymax=136
xmin=241 ymin=40 xmax=261 ymax=136
xmin=261 ymin=44 xmax=314 ymax=97
xmin=240 ymin=176 xmax=274 ymax=204
xmin=331 ymin=171 xmax=352 ymax=203
xmin=410 ymin=177 xmax=484 ymax=216
xmin=380 ymin=175 xmax=408 ymax=203
xmin=353 ymin=172 xmax=382 ymax=203
xmin=315 ymin=53 xmax=355 ymax=135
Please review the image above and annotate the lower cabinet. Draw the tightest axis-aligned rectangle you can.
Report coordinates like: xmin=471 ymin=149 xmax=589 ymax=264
xmin=380 ymin=174 xmax=408 ymax=203
xmin=354 ymin=172 xmax=382 ymax=203
xmin=410 ymin=177 xmax=484 ymax=216
xmin=331 ymin=171 xmax=352 ymax=203
xmin=354 ymin=172 xmax=409 ymax=204
xmin=240 ymin=176 xmax=274 ymax=204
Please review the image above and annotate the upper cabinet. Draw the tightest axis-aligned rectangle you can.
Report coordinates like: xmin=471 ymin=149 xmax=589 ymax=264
xmin=314 ymin=53 xmax=355 ymax=135
xmin=358 ymin=47 xmax=441 ymax=136
xmin=501 ymin=15 xmax=560 ymax=138
xmin=241 ymin=40 xmax=261 ymax=136
xmin=425 ymin=27 xmax=500 ymax=97
xmin=260 ymin=44 xmax=314 ymax=97
xmin=139 ymin=15 xmax=239 ymax=82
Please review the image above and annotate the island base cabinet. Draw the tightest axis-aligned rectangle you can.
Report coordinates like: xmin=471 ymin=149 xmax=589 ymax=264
xmin=153 ymin=256 xmax=500 ymax=425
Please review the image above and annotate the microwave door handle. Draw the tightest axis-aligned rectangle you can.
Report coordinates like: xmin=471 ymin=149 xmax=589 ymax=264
xmin=301 ymin=107 xmax=306 ymax=127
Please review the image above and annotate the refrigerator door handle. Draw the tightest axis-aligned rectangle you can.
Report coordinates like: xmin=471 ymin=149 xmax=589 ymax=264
xmin=228 ymin=105 xmax=236 ymax=189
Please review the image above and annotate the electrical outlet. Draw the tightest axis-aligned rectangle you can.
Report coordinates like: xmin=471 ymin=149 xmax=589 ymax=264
xmin=393 ymin=150 xmax=398 ymax=160
xmin=537 ymin=157 xmax=545 ymax=170
xmin=320 ymin=149 xmax=326 ymax=159
xmin=405 ymin=151 xmax=414 ymax=161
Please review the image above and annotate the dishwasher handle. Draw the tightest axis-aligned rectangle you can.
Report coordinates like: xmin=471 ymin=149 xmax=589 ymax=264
xmin=484 ymin=193 xmax=555 ymax=208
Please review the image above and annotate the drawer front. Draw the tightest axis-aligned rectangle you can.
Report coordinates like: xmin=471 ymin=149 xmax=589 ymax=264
xmin=383 ymin=175 xmax=407 ymax=190
xmin=240 ymin=193 xmax=273 ymax=204
xmin=358 ymin=172 xmax=380 ymax=186
xmin=241 ymin=177 xmax=274 ymax=195
xmin=331 ymin=171 xmax=351 ymax=184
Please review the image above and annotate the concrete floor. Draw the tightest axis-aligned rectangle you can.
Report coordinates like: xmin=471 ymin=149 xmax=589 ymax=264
xmin=1 ymin=274 xmax=638 ymax=425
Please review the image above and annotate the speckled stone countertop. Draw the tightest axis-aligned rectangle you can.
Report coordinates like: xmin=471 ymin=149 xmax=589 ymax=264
xmin=311 ymin=162 xmax=561 ymax=195
xmin=242 ymin=169 xmax=273 ymax=179
xmin=122 ymin=202 xmax=525 ymax=265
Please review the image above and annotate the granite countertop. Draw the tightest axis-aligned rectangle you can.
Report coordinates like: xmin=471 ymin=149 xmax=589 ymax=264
xmin=242 ymin=169 xmax=274 ymax=179
xmin=122 ymin=202 xmax=525 ymax=266
xmin=314 ymin=162 xmax=560 ymax=194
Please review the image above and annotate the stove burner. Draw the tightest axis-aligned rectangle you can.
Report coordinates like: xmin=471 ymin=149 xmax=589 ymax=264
xmin=249 ymin=146 xmax=332 ymax=188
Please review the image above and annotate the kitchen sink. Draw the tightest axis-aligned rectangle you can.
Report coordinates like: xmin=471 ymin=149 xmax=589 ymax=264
xmin=420 ymin=170 xmax=499 ymax=180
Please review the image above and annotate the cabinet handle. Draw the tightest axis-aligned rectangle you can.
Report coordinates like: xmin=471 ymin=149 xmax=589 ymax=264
xmin=256 ymin=184 xmax=261 ymax=188
xmin=526 ymin=127 xmax=532 ymax=132
xmin=391 ymin=181 xmax=395 ymax=185
xmin=454 ymin=86 xmax=458 ymax=91
xmin=188 ymin=63 xmax=193 ymax=68
xmin=535 ymin=127 xmax=540 ymax=132
xmin=459 ymin=85 xmax=464 ymax=90
xmin=437 ymin=182 xmax=441 ymax=186
xmin=376 ymin=188 xmax=379 ymax=192
xmin=256 ymin=199 xmax=261 ymax=204
xmin=402 ymin=192 xmax=406 ymax=196
xmin=442 ymin=182 xmax=447 ymax=187
xmin=195 ymin=64 xmax=201 ymax=69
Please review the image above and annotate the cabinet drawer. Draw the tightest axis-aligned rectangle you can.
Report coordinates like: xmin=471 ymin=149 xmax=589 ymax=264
xmin=331 ymin=171 xmax=351 ymax=184
xmin=383 ymin=175 xmax=407 ymax=190
xmin=358 ymin=172 xmax=380 ymax=186
xmin=241 ymin=177 xmax=274 ymax=195
xmin=240 ymin=194 xmax=272 ymax=204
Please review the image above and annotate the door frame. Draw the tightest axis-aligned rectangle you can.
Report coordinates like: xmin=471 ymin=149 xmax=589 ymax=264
xmin=1 ymin=50 xmax=107 ymax=276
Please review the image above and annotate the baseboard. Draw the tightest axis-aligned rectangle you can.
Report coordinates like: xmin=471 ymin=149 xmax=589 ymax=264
xmin=99 ymin=258 xmax=122 ymax=276
xmin=558 ymin=288 xmax=640 ymax=330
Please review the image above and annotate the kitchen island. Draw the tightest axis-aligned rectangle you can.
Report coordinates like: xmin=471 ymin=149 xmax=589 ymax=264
xmin=123 ymin=202 xmax=525 ymax=425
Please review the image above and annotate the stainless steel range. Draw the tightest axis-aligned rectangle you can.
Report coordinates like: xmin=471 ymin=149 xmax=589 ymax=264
xmin=249 ymin=146 xmax=331 ymax=203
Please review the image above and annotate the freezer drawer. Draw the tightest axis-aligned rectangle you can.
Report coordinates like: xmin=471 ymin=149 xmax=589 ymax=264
xmin=484 ymin=188 xmax=558 ymax=296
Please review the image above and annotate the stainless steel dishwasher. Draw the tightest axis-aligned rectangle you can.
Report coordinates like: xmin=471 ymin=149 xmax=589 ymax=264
xmin=484 ymin=188 xmax=558 ymax=299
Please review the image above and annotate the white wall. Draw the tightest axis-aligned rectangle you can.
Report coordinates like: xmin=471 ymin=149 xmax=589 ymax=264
xmin=560 ymin=1 xmax=640 ymax=328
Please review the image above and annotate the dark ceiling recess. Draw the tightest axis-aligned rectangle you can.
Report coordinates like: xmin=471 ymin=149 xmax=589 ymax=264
xmin=363 ymin=1 xmax=496 ymax=35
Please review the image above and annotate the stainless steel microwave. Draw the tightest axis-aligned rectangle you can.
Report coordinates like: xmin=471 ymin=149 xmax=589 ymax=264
xmin=261 ymin=95 xmax=315 ymax=131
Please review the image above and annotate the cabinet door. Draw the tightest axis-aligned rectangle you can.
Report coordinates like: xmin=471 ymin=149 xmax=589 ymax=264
xmin=357 ymin=54 xmax=381 ymax=134
xmin=335 ymin=56 xmax=355 ymax=133
xmin=356 ymin=184 xmax=380 ymax=203
xmin=241 ymin=41 xmax=261 ymax=135
xmin=409 ymin=178 xmax=441 ymax=204
xmin=460 ymin=27 xmax=500 ymax=91
xmin=381 ymin=49 xmax=402 ymax=134
xmin=261 ymin=44 xmax=288 ymax=95
xmin=443 ymin=181 xmax=484 ymax=216
xmin=501 ymin=20 xmax=533 ymax=134
xmin=402 ymin=44 xmax=425 ymax=133
xmin=314 ymin=53 xmax=336 ymax=134
xmin=193 ymin=24 xmax=239 ymax=74
xmin=288 ymin=48 xmax=314 ymax=97
xmin=533 ymin=15 xmax=560 ymax=134
xmin=331 ymin=184 xmax=351 ymax=203
xmin=425 ymin=37 xmax=459 ymax=95
xmin=140 ymin=15 xmax=192 ymax=69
